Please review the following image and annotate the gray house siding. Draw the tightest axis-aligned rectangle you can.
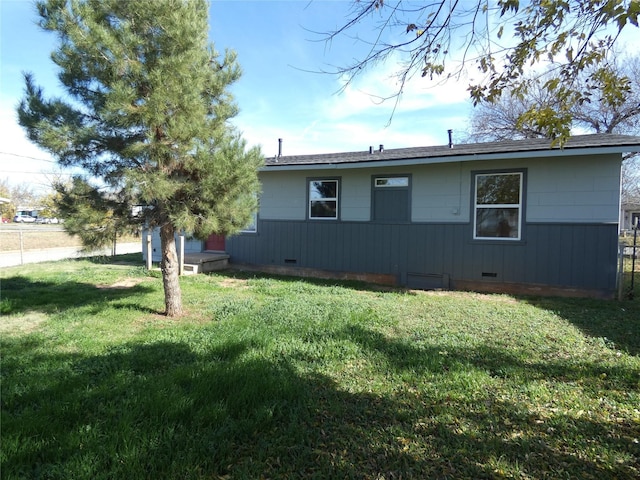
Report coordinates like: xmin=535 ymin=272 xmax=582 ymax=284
xmin=259 ymin=154 xmax=622 ymax=224
xmin=227 ymin=220 xmax=618 ymax=296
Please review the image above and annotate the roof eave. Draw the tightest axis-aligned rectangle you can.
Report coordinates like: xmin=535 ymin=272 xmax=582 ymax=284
xmin=261 ymin=145 xmax=637 ymax=172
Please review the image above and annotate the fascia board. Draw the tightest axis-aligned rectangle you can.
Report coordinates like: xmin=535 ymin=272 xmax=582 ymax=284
xmin=260 ymin=145 xmax=636 ymax=172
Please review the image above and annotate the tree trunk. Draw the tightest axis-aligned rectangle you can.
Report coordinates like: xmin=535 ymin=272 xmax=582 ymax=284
xmin=159 ymin=222 xmax=183 ymax=317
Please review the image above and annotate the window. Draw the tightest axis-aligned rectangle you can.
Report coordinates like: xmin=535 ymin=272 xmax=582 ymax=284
xmin=309 ymin=179 xmax=339 ymax=219
xmin=372 ymin=175 xmax=410 ymax=222
xmin=241 ymin=211 xmax=257 ymax=233
xmin=241 ymin=195 xmax=258 ymax=233
xmin=474 ymin=171 xmax=523 ymax=240
xmin=375 ymin=177 xmax=409 ymax=187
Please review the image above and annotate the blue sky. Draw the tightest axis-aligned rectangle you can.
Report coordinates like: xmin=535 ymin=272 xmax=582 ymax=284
xmin=0 ymin=0 xmax=475 ymax=193
xmin=5 ymin=1 xmax=634 ymax=194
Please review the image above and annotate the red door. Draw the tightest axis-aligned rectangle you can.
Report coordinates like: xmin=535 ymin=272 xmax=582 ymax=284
xmin=205 ymin=234 xmax=225 ymax=251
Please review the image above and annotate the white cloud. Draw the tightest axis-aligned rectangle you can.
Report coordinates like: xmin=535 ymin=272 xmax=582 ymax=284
xmin=0 ymin=99 xmax=61 ymax=194
xmin=318 ymin=55 xmax=473 ymax=121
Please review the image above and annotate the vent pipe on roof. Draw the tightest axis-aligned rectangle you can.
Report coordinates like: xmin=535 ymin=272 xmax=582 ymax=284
xmin=379 ymin=144 xmax=384 ymax=153
xmin=278 ymin=138 xmax=283 ymax=157
xmin=369 ymin=146 xmax=373 ymax=154
xmin=448 ymin=129 xmax=453 ymax=148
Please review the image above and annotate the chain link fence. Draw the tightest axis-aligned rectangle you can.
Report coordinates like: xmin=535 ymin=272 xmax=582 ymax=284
xmin=0 ymin=226 xmax=141 ymax=267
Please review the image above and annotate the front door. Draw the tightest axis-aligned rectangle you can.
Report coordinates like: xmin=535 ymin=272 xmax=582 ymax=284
xmin=205 ymin=234 xmax=225 ymax=251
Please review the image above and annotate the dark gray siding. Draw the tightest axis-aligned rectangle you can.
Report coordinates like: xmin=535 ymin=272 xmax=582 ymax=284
xmin=373 ymin=188 xmax=409 ymax=221
xmin=227 ymin=220 xmax=619 ymax=294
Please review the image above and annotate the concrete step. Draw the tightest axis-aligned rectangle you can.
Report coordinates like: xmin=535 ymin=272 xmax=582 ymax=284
xmin=182 ymin=253 xmax=230 ymax=275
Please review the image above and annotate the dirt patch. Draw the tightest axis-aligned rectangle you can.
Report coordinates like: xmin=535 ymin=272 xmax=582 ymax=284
xmin=0 ymin=311 xmax=48 ymax=335
xmin=96 ymin=278 xmax=145 ymax=289
xmin=218 ymin=278 xmax=249 ymax=288
xmin=406 ymin=289 xmax=519 ymax=303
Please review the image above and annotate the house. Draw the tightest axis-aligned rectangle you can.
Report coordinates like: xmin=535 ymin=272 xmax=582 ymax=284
xmin=620 ymin=201 xmax=640 ymax=234
xmin=144 ymin=133 xmax=640 ymax=298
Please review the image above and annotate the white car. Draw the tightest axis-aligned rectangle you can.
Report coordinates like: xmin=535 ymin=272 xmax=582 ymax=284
xmin=13 ymin=214 xmax=37 ymax=223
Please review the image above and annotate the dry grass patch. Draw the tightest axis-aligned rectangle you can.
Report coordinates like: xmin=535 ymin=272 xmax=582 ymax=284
xmin=96 ymin=278 xmax=146 ymax=290
xmin=0 ymin=311 xmax=48 ymax=335
xmin=218 ymin=277 xmax=250 ymax=288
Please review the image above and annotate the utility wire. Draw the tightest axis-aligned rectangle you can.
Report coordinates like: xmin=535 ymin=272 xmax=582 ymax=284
xmin=0 ymin=170 xmax=73 ymax=175
xmin=0 ymin=152 xmax=56 ymax=162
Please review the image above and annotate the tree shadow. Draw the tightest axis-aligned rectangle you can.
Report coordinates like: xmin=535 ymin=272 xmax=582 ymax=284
xmin=521 ymin=296 xmax=640 ymax=356
xmin=0 ymin=276 xmax=157 ymax=315
xmin=337 ymin=324 xmax=639 ymax=478
xmin=211 ymin=268 xmax=414 ymax=295
xmin=213 ymin=270 xmax=639 ymax=357
xmin=3 ymin=327 xmax=638 ymax=479
xmin=78 ymin=252 xmax=143 ymax=265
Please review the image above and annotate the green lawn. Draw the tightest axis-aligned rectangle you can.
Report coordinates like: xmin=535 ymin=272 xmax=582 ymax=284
xmin=2 ymin=255 xmax=639 ymax=479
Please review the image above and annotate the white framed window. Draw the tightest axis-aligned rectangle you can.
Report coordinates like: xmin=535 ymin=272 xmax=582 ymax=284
xmin=309 ymin=179 xmax=339 ymax=219
xmin=375 ymin=176 xmax=409 ymax=187
xmin=474 ymin=171 xmax=523 ymax=240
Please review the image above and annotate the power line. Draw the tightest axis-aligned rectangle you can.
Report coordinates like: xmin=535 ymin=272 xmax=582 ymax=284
xmin=0 ymin=152 xmax=56 ymax=163
xmin=0 ymin=171 xmax=73 ymax=175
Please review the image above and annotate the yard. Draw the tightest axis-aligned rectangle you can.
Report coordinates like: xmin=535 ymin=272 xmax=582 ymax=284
xmin=1 ymin=255 xmax=639 ymax=479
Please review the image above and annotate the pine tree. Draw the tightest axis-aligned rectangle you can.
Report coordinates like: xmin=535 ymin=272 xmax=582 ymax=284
xmin=18 ymin=0 xmax=263 ymax=316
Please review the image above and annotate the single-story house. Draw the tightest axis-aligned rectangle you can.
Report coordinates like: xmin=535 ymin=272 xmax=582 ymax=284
xmin=144 ymin=133 xmax=640 ymax=298
xmin=620 ymin=201 xmax=640 ymax=233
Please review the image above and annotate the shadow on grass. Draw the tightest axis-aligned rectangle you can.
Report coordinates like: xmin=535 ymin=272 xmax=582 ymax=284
xmin=3 ymin=327 xmax=638 ymax=479
xmin=0 ymin=276 xmax=157 ymax=315
xmin=217 ymin=268 xmax=640 ymax=357
xmin=522 ymin=295 xmax=640 ymax=356
xmin=339 ymin=325 xmax=639 ymax=478
xmin=81 ymin=252 xmax=143 ymax=265
xmin=212 ymin=268 xmax=415 ymax=294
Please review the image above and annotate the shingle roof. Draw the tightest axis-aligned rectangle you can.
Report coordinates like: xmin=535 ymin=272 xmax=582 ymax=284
xmin=264 ymin=134 xmax=640 ymax=167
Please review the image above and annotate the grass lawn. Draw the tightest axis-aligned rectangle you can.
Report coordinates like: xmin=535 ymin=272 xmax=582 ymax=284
xmin=1 ymin=255 xmax=639 ymax=479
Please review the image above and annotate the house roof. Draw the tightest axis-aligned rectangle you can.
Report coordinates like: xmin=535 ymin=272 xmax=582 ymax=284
xmin=263 ymin=134 xmax=640 ymax=171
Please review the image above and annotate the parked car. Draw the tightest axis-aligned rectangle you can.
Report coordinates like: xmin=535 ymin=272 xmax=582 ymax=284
xmin=35 ymin=217 xmax=59 ymax=224
xmin=13 ymin=214 xmax=37 ymax=223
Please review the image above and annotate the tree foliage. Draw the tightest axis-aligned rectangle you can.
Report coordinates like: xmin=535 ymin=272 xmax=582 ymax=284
xmin=324 ymin=0 xmax=639 ymax=140
xmin=18 ymin=0 xmax=263 ymax=316
xmin=467 ymin=54 xmax=640 ymax=203
xmin=468 ymin=54 xmax=640 ymax=141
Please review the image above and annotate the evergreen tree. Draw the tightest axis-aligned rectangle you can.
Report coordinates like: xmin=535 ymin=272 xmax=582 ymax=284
xmin=18 ymin=0 xmax=263 ymax=316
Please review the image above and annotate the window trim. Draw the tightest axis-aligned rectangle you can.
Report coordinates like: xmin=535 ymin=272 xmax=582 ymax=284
xmin=307 ymin=177 xmax=340 ymax=220
xmin=472 ymin=169 xmax=525 ymax=241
